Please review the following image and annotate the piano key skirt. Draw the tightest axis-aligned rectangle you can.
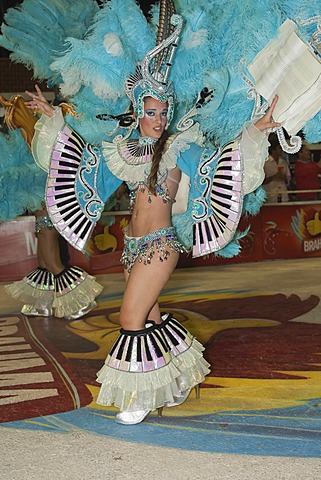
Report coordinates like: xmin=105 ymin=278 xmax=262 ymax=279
xmin=96 ymin=314 xmax=210 ymax=412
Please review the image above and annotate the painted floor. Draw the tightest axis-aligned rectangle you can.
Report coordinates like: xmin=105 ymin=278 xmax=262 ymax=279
xmin=1 ymin=258 xmax=321 ymax=479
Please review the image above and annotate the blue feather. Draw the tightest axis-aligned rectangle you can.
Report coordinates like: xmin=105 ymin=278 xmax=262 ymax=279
xmin=0 ymin=130 xmax=46 ymax=220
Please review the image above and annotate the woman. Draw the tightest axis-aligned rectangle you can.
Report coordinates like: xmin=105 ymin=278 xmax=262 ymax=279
xmin=22 ymin=0 xmax=280 ymax=426
xmin=25 ymin=75 xmax=279 ymax=424
xmin=0 ymin=95 xmax=102 ymax=320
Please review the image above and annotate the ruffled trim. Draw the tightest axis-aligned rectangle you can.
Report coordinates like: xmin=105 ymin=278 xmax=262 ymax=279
xmin=97 ymin=357 xmax=181 ymax=411
xmin=5 ymin=271 xmax=54 ymax=310
xmin=5 ymin=266 xmax=103 ymax=317
xmin=96 ymin=339 xmax=209 ymax=411
xmin=240 ymin=121 xmax=270 ymax=194
xmin=102 ymin=123 xmax=203 ymax=185
xmin=53 ymin=269 xmax=103 ymax=318
xmin=172 ymin=338 xmax=211 ymax=393
xmin=31 ymin=107 xmax=65 ymax=172
xmin=96 ymin=317 xmax=210 ymax=412
xmin=163 ymin=123 xmax=204 ymax=164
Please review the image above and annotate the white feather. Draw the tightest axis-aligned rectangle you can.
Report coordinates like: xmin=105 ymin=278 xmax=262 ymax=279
xmin=103 ymin=33 xmax=124 ymax=57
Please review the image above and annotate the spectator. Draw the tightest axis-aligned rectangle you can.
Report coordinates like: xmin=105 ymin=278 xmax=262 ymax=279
xmin=294 ymin=144 xmax=321 ymax=200
xmin=263 ymin=135 xmax=291 ymax=202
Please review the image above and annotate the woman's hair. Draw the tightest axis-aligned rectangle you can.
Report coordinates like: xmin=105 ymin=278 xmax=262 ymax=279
xmin=148 ymin=130 xmax=170 ymax=195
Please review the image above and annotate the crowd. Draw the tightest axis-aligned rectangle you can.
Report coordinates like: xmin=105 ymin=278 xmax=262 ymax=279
xmin=263 ymin=134 xmax=321 ymax=203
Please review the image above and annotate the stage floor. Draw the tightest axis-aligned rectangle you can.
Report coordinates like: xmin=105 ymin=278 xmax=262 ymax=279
xmin=1 ymin=258 xmax=321 ymax=479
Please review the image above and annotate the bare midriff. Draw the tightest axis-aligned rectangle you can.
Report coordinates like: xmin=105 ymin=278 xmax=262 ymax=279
xmin=127 ymin=166 xmax=181 ymax=237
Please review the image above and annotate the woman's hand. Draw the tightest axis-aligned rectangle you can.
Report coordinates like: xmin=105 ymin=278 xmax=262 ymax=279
xmin=25 ymin=84 xmax=55 ymax=117
xmin=254 ymin=95 xmax=281 ymax=132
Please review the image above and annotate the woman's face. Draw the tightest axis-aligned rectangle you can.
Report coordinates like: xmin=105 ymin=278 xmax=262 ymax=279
xmin=138 ymin=97 xmax=168 ymax=139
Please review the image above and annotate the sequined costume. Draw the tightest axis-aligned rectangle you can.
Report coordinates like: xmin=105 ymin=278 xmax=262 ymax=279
xmin=121 ymin=226 xmax=187 ymax=272
xmin=29 ymin=85 xmax=269 ymax=415
xmin=34 ymin=111 xmax=268 ymax=256
xmin=96 ymin=313 xmax=210 ymax=412
xmin=3 ymin=0 xmax=321 ymax=423
xmin=4 ymin=213 xmax=103 ymax=319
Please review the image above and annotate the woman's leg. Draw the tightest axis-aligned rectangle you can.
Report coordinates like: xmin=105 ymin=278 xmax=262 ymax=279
xmin=34 ymin=209 xmax=65 ymax=274
xmin=122 ymin=269 xmax=163 ymax=325
xmin=119 ymin=250 xmax=179 ymax=330
xmin=96 ymin=234 xmax=210 ymax=423
xmin=5 ymin=208 xmax=57 ymax=316
xmin=6 ymin=208 xmax=102 ymax=318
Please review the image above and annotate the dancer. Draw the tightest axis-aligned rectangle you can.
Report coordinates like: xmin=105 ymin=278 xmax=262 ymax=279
xmin=0 ymin=94 xmax=102 ymax=320
xmin=6 ymin=206 xmax=102 ymax=320
xmin=24 ymin=0 xmax=280 ymax=424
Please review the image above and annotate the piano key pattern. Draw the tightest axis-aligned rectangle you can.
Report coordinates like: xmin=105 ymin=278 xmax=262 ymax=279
xmin=106 ymin=315 xmax=193 ymax=373
xmin=54 ymin=266 xmax=88 ymax=297
xmin=25 ymin=267 xmax=55 ymax=291
xmin=192 ymin=139 xmax=243 ymax=257
xmin=46 ymin=125 xmax=105 ymax=252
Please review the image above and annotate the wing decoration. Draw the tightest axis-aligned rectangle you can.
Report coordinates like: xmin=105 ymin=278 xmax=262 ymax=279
xmin=192 ymin=140 xmax=243 ymax=257
xmin=46 ymin=125 xmax=105 ymax=252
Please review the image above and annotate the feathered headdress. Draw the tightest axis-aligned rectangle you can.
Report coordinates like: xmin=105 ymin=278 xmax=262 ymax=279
xmin=125 ymin=0 xmax=183 ymax=128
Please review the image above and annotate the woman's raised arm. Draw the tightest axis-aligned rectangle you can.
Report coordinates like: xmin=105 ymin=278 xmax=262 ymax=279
xmin=25 ymin=84 xmax=55 ymax=117
xmin=254 ymin=95 xmax=280 ymax=132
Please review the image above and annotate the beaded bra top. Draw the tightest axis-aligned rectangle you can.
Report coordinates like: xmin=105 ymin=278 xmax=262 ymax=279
xmin=102 ymin=123 xmax=203 ymax=209
xmin=119 ymin=136 xmax=176 ymax=209
xmin=102 ymin=134 xmax=179 ymax=205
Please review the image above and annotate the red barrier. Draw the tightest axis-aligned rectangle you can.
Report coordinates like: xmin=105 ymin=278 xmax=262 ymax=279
xmin=1 ymin=202 xmax=321 ymax=282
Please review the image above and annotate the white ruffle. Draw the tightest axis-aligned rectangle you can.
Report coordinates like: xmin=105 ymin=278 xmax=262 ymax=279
xmin=163 ymin=123 xmax=204 ymax=164
xmin=5 ymin=281 xmax=54 ymax=311
xmin=96 ymin=337 xmax=210 ymax=412
xmin=53 ymin=274 xmax=103 ymax=318
xmin=31 ymin=107 xmax=65 ymax=172
xmin=172 ymin=338 xmax=211 ymax=392
xmin=102 ymin=123 xmax=204 ymax=185
xmin=5 ymin=271 xmax=103 ymax=317
xmin=102 ymin=141 xmax=152 ymax=183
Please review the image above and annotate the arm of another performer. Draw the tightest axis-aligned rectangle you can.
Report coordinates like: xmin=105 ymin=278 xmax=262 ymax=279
xmin=25 ymin=85 xmax=123 ymax=252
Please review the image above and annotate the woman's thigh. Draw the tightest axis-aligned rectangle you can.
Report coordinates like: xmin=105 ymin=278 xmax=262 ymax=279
xmin=119 ymin=250 xmax=179 ymax=330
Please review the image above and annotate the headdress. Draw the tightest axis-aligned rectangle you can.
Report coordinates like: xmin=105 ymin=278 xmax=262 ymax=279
xmin=125 ymin=0 xmax=183 ymax=129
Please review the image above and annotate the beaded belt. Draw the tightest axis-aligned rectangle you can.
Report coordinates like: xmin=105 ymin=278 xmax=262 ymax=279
xmin=121 ymin=226 xmax=186 ymax=272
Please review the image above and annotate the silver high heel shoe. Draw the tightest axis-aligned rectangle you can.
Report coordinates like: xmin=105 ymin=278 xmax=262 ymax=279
xmin=64 ymin=300 xmax=97 ymax=320
xmin=165 ymin=384 xmax=200 ymax=407
xmin=115 ymin=406 xmax=164 ymax=425
xmin=21 ymin=304 xmax=53 ymax=317
xmin=115 ymin=410 xmax=150 ymax=425
xmin=115 ymin=407 xmax=163 ymax=425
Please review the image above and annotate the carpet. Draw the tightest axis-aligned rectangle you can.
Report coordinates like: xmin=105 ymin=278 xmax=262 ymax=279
xmin=2 ymin=259 xmax=321 ymax=457
xmin=0 ymin=314 xmax=93 ymax=423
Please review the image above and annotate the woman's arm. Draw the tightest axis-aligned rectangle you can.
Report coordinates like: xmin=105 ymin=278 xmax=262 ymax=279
xmin=254 ymin=95 xmax=280 ymax=132
xmin=25 ymin=84 xmax=55 ymax=117
xmin=241 ymin=96 xmax=281 ymax=194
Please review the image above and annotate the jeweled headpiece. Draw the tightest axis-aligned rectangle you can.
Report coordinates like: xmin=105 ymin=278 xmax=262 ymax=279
xmin=125 ymin=0 xmax=182 ymax=129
